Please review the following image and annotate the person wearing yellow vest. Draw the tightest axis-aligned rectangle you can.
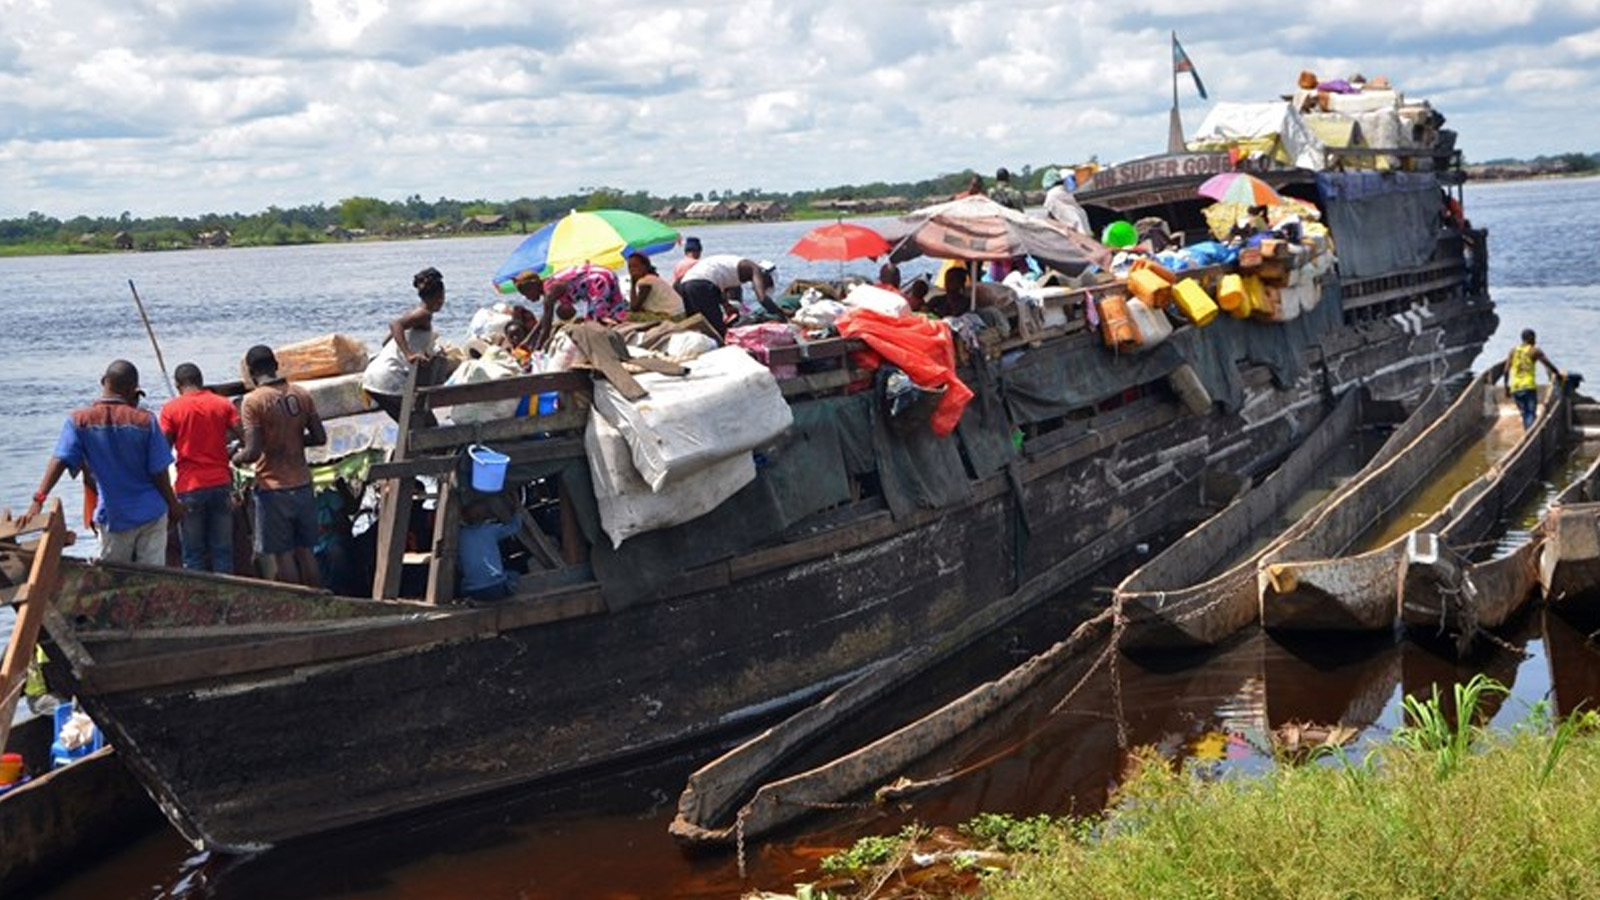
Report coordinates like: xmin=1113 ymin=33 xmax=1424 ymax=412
xmin=1502 ymin=329 xmax=1563 ymax=429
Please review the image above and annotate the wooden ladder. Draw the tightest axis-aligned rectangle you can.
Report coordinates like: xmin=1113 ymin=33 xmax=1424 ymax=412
xmin=0 ymin=500 xmax=68 ymax=752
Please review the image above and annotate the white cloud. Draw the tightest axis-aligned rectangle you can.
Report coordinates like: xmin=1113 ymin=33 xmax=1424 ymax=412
xmin=1 ymin=0 xmax=1599 ymax=216
xmin=308 ymin=0 xmax=390 ymax=48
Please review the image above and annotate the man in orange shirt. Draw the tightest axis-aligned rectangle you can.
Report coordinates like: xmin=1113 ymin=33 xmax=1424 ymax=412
xmin=232 ymin=345 xmax=326 ymax=587
xmin=159 ymin=363 xmax=242 ymax=573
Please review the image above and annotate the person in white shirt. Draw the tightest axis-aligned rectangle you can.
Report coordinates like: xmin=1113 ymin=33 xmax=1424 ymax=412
xmin=1042 ymin=168 xmax=1091 ymax=235
xmin=677 ymin=255 xmax=785 ymax=337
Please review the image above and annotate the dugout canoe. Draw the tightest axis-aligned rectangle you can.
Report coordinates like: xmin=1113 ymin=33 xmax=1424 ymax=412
xmin=0 ymin=714 xmax=161 ymax=898
xmin=1260 ymin=366 xmax=1518 ymax=632
xmin=1399 ymin=380 xmax=1574 ymax=652
xmin=1116 ymin=381 xmax=1451 ymax=650
xmin=1537 ymin=404 xmax=1600 ymax=616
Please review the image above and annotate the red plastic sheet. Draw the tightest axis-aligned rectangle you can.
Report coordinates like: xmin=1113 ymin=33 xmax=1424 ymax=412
xmin=836 ymin=309 xmax=973 ymax=436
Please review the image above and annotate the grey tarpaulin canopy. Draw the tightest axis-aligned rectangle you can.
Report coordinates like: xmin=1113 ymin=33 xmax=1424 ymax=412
xmin=881 ymin=195 xmax=1111 ymax=274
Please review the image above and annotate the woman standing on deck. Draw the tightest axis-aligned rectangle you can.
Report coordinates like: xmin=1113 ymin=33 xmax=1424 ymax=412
xmin=1503 ymin=328 xmax=1563 ymax=429
xmin=363 ymin=267 xmax=446 ymax=427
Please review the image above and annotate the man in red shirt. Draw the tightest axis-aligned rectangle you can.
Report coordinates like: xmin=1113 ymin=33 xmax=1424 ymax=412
xmin=159 ymin=363 xmax=242 ymax=572
xmin=232 ymin=345 xmax=326 ymax=587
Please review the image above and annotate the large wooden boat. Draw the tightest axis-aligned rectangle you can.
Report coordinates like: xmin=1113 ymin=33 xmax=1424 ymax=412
xmin=1537 ymin=403 xmax=1600 ymax=617
xmin=1399 ymin=383 xmax=1574 ymax=651
xmin=1116 ymin=382 xmax=1450 ymax=650
xmin=13 ymin=122 xmax=1497 ymax=851
xmin=1259 ymin=367 xmax=1518 ymax=632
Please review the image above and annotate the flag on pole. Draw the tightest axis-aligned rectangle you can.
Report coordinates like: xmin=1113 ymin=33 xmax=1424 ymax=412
xmin=1172 ymin=33 xmax=1208 ymax=100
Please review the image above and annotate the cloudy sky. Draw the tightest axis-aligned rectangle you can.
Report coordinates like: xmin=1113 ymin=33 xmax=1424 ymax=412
xmin=2 ymin=0 xmax=1597 ymax=219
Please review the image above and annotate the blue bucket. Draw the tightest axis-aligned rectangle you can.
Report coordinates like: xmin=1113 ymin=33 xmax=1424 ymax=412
xmin=468 ymin=444 xmax=509 ymax=493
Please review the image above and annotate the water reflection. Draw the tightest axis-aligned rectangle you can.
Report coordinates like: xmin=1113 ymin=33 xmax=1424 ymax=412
xmin=40 ymin=609 xmax=1590 ymax=900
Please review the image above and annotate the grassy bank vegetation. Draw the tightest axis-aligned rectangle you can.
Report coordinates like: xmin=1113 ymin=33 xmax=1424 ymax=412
xmin=802 ymin=676 xmax=1600 ymax=900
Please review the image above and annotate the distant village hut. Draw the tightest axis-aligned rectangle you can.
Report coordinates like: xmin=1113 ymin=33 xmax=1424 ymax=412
xmin=461 ymin=214 xmax=509 ymax=232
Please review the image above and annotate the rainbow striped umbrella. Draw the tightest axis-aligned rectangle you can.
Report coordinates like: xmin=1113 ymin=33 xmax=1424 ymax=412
xmin=492 ymin=209 xmax=679 ymax=293
xmin=1196 ymin=172 xmax=1283 ymax=207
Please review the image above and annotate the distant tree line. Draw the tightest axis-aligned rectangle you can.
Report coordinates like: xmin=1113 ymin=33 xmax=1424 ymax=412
xmin=1468 ymin=151 xmax=1600 ymax=179
xmin=0 ymin=166 xmax=1036 ymax=254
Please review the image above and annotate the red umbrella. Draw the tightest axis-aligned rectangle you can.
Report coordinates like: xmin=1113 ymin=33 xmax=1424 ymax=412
xmin=788 ymin=222 xmax=891 ymax=261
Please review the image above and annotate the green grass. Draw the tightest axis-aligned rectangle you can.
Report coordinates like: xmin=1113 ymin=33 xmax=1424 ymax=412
xmin=0 ymin=241 xmax=113 ymax=256
xmin=793 ymin=680 xmax=1600 ymax=900
xmin=988 ymin=683 xmax=1600 ymax=900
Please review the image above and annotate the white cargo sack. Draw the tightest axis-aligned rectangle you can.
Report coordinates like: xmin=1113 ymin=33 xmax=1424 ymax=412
xmin=658 ymin=331 xmax=719 ymax=362
xmin=592 ymin=346 xmax=793 ymax=492
xmin=841 ymin=283 xmax=910 ymax=317
xmin=586 ymin=412 xmax=755 ymax=547
xmin=439 ymin=347 xmax=523 ymax=424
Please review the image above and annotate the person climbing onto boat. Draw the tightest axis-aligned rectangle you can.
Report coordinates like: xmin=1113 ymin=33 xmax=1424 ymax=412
xmin=363 ymin=266 xmax=446 ymax=427
xmin=1503 ymin=329 xmax=1563 ymax=429
xmin=672 ymin=235 xmax=702 ymax=285
xmin=159 ymin=362 xmax=242 ymax=573
xmin=234 ymin=345 xmax=326 ymax=588
xmin=25 ymin=359 xmax=180 ymax=565
xmin=627 ymin=251 xmax=685 ymax=321
xmin=678 ymin=255 xmax=785 ymax=337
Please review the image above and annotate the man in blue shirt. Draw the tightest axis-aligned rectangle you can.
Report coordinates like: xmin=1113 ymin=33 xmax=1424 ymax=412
xmin=26 ymin=360 xmax=181 ymax=564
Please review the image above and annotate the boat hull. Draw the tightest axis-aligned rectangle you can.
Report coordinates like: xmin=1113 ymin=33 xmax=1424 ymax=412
xmin=39 ymin=277 xmax=1496 ymax=851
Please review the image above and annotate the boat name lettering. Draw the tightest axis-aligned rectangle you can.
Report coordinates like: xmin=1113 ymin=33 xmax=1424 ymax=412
xmin=1087 ymin=154 xmax=1268 ymax=189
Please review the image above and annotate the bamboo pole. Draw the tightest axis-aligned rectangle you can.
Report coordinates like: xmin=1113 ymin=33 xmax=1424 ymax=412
xmin=128 ymin=280 xmax=176 ymax=398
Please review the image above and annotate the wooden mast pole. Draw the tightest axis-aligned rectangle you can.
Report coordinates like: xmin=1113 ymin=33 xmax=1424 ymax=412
xmin=1167 ymin=31 xmax=1186 ymax=155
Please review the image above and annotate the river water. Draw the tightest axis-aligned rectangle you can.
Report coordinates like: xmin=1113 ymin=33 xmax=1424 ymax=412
xmin=8 ymin=176 xmax=1600 ymax=898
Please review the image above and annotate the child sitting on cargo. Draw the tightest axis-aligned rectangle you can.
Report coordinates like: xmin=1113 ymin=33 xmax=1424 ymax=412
xmin=459 ymin=493 xmax=521 ymax=602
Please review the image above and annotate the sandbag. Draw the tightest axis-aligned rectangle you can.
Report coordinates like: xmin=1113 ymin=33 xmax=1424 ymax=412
xmin=592 ymin=346 xmax=793 ymax=492
xmin=585 ymin=411 xmax=755 ymax=547
xmin=275 ymin=334 xmax=369 ymax=382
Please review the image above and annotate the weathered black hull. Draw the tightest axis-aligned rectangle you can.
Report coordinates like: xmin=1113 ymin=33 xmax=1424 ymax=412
xmin=39 ymin=284 xmax=1495 ymax=852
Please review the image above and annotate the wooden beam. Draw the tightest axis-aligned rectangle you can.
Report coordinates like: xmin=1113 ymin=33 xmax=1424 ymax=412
xmin=425 ymin=476 xmax=459 ymax=605
xmin=408 ymin=408 xmax=588 ymax=453
xmin=368 ymin=437 xmax=586 ymax=482
xmin=0 ymin=501 xmax=65 ymax=750
xmin=779 ymin=369 xmax=855 ymax=398
xmin=417 ymin=371 xmax=591 ymax=411
xmin=515 ymin=507 xmax=564 ymax=570
xmin=372 ymin=365 xmax=419 ymax=599
xmin=77 ymin=588 xmax=610 ymax=695
xmin=763 ymin=338 xmax=865 ymax=367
